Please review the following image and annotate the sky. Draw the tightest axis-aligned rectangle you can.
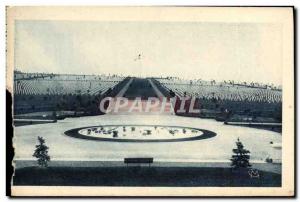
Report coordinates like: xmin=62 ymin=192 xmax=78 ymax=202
xmin=15 ymin=21 xmax=282 ymax=85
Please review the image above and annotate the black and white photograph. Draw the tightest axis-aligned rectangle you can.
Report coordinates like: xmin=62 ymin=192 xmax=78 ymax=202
xmin=6 ymin=6 xmax=294 ymax=197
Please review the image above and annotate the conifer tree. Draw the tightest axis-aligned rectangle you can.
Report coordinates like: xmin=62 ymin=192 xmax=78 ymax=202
xmin=33 ymin=136 xmax=50 ymax=167
xmin=231 ymin=138 xmax=251 ymax=169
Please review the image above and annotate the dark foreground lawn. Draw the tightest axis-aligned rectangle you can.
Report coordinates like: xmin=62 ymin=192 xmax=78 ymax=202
xmin=13 ymin=166 xmax=281 ymax=187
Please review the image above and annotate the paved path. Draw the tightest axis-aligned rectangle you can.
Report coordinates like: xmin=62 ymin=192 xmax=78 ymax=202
xmin=148 ymin=79 xmax=165 ymax=98
xmin=15 ymin=160 xmax=281 ymax=174
xmin=116 ymin=78 xmax=133 ymax=97
xmin=14 ymin=115 xmax=281 ymax=167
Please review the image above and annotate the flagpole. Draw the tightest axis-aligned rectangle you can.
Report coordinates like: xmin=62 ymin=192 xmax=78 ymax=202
xmin=139 ymin=54 xmax=142 ymax=78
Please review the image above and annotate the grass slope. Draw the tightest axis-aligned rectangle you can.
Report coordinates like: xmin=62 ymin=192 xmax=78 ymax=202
xmin=13 ymin=166 xmax=281 ymax=187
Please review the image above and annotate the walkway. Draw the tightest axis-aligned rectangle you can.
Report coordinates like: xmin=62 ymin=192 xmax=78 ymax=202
xmin=148 ymin=79 xmax=165 ymax=98
xmin=116 ymin=78 xmax=133 ymax=97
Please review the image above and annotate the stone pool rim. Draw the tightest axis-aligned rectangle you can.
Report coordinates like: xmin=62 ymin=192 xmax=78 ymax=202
xmin=64 ymin=124 xmax=217 ymax=143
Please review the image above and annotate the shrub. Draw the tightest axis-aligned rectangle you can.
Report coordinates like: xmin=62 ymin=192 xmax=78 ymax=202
xmin=113 ymin=130 xmax=118 ymax=138
xmin=230 ymin=138 xmax=251 ymax=169
xmin=33 ymin=136 xmax=50 ymax=167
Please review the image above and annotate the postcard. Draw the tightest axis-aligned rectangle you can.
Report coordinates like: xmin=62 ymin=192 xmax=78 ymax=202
xmin=6 ymin=6 xmax=294 ymax=197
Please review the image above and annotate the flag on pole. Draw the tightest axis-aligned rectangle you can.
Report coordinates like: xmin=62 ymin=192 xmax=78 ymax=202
xmin=134 ymin=54 xmax=142 ymax=61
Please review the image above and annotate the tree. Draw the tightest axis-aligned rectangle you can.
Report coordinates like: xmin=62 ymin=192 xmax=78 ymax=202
xmin=113 ymin=130 xmax=118 ymax=138
xmin=230 ymin=138 xmax=251 ymax=169
xmin=52 ymin=111 xmax=57 ymax=121
xmin=33 ymin=136 xmax=50 ymax=167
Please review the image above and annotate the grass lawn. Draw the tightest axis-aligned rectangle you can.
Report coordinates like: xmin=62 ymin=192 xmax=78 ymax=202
xmin=13 ymin=166 xmax=281 ymax=187
xmin=123 ymin=78 xmax=158 ymax=99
